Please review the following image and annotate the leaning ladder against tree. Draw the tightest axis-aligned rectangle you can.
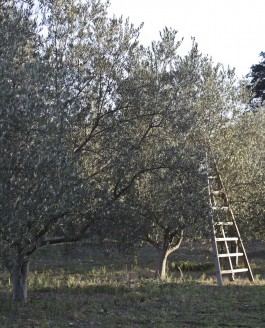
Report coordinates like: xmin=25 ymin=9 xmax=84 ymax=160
xmin=204 ymin=151 xmax=254 ymax=287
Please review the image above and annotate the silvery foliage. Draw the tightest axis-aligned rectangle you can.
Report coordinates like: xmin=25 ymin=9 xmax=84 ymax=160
xmin=0 ymin=0 xmax=142 ymax=270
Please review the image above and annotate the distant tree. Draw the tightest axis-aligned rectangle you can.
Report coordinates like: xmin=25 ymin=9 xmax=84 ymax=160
xmin=247 ymin=52 xmax=265 ymax=104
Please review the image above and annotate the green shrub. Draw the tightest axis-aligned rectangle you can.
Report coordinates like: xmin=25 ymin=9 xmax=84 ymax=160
xmin=170 ymin=260 xmax=214 ymax=272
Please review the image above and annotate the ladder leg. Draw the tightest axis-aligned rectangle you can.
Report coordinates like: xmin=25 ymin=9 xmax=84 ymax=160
xmin=212 ymin=236 xmax=223 ymax=287
xmin=220 ymin=226 xmax=235 ymax=281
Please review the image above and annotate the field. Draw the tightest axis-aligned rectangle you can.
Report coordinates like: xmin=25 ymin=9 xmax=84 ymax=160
xmin=0 ymin=241 xmax=264 ymax=328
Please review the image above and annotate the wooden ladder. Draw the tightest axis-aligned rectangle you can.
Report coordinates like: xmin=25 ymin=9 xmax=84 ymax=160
xmin=206 ymin=153 xmax=254 ymax=286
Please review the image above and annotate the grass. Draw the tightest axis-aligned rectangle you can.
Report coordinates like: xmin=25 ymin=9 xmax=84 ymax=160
xmin=0 ymin=241 xmax=264 ymax=327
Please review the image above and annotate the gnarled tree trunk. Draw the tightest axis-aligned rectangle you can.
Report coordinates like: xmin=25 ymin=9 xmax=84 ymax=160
xmin=12 ymin=259 xmax=30 ymax=302
xmin=155 ymin=230 xmax=184 ymax=281
xmin=157 ymin=249 xmax=170 ymax=280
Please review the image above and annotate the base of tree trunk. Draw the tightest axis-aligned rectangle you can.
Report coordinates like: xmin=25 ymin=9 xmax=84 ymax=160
xmin=12 ymin=260 xmax=30 ymax=302
xmin=157 ymin=250 xmax=169 ymax=281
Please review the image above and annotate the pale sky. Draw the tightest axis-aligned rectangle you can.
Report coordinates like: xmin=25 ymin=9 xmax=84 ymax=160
xmin=108 ymin=0 xmax=265 ymax=79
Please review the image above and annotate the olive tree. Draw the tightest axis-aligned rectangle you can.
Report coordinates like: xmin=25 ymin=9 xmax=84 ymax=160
xmin=137 ymin=38 xmax=246 ymax=280
xmin=0 ymin=0 xmax=143 ymax=301
xmin=100 ymin=32 xmax=240 ymax=280
xmin=1 ymin=0 xmax=251 ymax=300
xmin=0 ymin=0 xmax=90 ymax=301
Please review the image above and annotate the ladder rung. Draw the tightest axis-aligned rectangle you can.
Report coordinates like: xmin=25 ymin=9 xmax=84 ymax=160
xmin=218 ymin=253 xmax=243 ymax=258
xmin=221 ymin=268 xmax=249 ymax=274
xmin=214 ymin=221 xmax=233 ymax=226
xmin=212 ymin=206 xmax=229 ymax=212
xmin=211 ymin=206 xmax=229 ymax=211
xmin=215 ymin=237 xmax=238 ymax=241
xmin=211 ymin=190 xmax=225 ymax=196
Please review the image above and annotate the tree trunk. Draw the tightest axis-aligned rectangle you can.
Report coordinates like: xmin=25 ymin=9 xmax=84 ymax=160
xmin=147 ymin=230 xmax=184 ymax=281
xmin=157 ymin=249 xmax=170 ymax=281
xmin=156 ymin=233 xmax=184 ymax=280
xmin=12 ymin=259 xmax=30 ymax=302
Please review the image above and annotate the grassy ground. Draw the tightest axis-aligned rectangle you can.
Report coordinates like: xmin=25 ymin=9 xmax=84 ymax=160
xmin=0 ymin=241 xmax=264 ymax=328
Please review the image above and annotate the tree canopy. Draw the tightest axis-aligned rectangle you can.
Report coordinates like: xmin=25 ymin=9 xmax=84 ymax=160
xmin=1 ymin=0 xmax=263 ymax=301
